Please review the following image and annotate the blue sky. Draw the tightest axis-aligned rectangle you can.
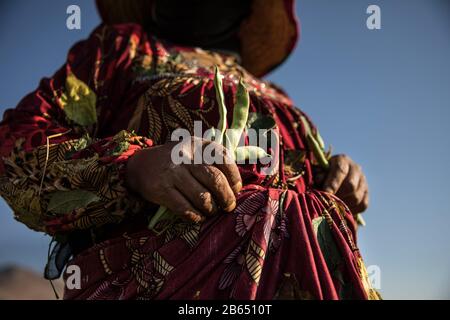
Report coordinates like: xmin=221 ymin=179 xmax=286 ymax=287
xmin=1 ymin=0 xmax=449 ymax=299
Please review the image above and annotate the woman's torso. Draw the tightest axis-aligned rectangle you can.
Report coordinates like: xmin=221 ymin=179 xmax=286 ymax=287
xmin=95 ymin=33 xmax=322 ymax=194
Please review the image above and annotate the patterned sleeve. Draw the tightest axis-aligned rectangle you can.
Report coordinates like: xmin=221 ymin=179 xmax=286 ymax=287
xmin=0 ymin=24 xmax=153 ymax=235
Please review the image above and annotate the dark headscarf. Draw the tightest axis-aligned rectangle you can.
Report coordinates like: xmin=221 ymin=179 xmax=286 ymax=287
xmin=149 ymin=0 xmax=252 ymax=52
xmin=96 ymin=0 xmax=299 ymax=77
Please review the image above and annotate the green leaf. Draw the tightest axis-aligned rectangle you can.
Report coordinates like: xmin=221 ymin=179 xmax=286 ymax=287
xmin=313 ymin=218 xmax=353 ymax=298
xmin=72 ymin=136 xmax=90 ymax=151
xmin=59 ymin=72 xmax=97 ymax=127
xmin=65 ymin=135 xmax=92 ymax=159
xmin=247 ymin=112 xmax=276 ymax=131
xmin=47 ymin=190 xmax=100 ymax=215
xmin=111 ymin=141 xmax=130 ymax=156
xmin=312 ymin=216 xmax=342 ymax=274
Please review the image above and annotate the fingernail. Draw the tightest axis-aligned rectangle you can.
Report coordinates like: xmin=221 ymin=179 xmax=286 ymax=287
xmin=324 ymin=187 xmax=334 ymax=194
xmin=188 ymin=211 xmax=203 ymax=223
xmin=224 ymin=201 xmax=236 ymax=213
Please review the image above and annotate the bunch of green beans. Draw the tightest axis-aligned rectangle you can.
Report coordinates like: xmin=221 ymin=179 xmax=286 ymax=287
xmin=148 ymin=67 xmax=269 ymax=233
xmin=300 ymin=115 xmax=365 ymax=226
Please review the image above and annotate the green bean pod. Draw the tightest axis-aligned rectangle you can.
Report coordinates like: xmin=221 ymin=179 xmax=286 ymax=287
xmin=214 ymin=66 xmax=227 ymax=145
xmin=225 ymin=77 xmax=250 ymax=155
xmin=356 ymin=214 xmax=366 ymax=226
xmin=300 ymin=115 xmax=312 ymax=137
xmin=314 ymin=129 xmax=326 ymax=150
xmin=300 ymin=115 xmax=328 ymax=168
xmin=204 ymin=126 xmax=217 ymax=142
xmin=307 ymin=134 xmax=330 ymax=169
xmin=235 ymin=146 xmax=271 ymax=163
xmin=231 ymin=78 xmax=250 ymax=131
xmin=148 ymin=205 xmax=170 ymax=231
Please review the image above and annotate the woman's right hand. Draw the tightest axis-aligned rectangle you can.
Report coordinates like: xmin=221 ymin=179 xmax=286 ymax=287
xmin=125 ymin=137 xmax=242 ymax=223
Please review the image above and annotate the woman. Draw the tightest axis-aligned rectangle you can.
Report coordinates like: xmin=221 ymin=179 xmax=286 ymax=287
xmin=0 ymin=0 xmax=379 ymax=299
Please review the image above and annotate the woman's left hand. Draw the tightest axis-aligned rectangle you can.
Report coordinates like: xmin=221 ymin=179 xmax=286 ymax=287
xmin=323 ymin=155 xmax=369 ymax=214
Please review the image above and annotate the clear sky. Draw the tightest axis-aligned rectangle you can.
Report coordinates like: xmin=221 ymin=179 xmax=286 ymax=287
xmin=0 ymin=0 xmax=449 ymax=299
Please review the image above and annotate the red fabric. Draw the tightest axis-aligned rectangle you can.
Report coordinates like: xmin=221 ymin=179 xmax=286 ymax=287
xmin=0 ymin=23 xmax=376 ymax=299
xmin=0 ymin=24 xmax=155 ymax=234
xmin=0 ymin=23 xmax=150 ymax=162
xmin=65 ymin=188 xmax=369 ymax=299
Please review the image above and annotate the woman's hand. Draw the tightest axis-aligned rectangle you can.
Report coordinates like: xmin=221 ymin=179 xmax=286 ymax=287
xmin=125 ymin=137 xmax=242 ymax=223
xmin=323 ymin=155 xmax=369 ymax=214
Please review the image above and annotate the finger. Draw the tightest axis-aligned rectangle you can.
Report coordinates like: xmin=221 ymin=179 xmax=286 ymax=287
xmin=163 ymin=188 xmax=204 ymax=223
xmin=343 ymin=171 xmax=367 ymax=202
xmin=323 ymin=156 xmax=350 ymax=194
xmin=215 ymin=162 xmax=242 ymax=194
xmin=189 ymin=165 xmax=236 ymax=212
xmin=337 ymin=164 xmax=362 ymax=199
xmin=353 ymin=190 xmax=369 ymax=214
xmin=173 ymin=166 xmax=218 ymax=216
xmin=202 ymin=141 xmax=242 ymax=194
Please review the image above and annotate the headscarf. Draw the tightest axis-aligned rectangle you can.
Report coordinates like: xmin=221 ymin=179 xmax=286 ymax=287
xmin=150 ymin=0 xmax=252 ymax=52
xmin=96 ymin=0 xmax=299 ymax=77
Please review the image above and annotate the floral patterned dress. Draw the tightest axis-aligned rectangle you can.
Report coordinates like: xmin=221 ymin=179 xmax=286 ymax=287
xmin=0 ymin=24 xmax=380 ymax=300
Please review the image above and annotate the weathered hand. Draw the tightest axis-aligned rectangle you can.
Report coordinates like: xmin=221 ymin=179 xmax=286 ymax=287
xmin=125 ymin=137 xmax=242 ymax=223
xmin=323 ymin=155 xmax=369 ymax=214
